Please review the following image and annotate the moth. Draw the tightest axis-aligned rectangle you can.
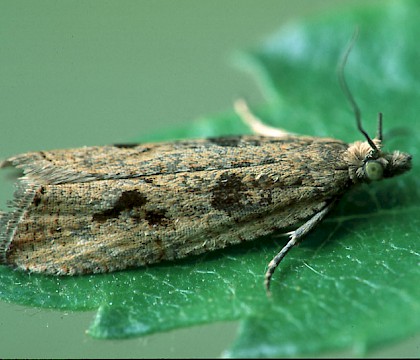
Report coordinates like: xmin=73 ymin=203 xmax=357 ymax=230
xmin=0 ymin=37 xmax=412 ymax=294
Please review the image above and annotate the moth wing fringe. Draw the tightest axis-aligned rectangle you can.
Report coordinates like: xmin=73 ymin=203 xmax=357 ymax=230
xmin=3 ymin=153 xmax=98 ymax=184
xmin=0 ymin=179 xmax=38 ymax=263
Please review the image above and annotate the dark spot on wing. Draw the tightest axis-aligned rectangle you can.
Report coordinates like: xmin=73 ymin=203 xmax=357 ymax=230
xmin=208 ymin=136 xmax=242 ymax=147
xmin=208 ymin=136 xmax=264 ymax=147
xmin=92 ymin=190 xmax=147 ymax=223
xmin=145 ymin=209 xmax=168 ymax=226
xmin=33 ymin=186 xmax=45 ymax=207
xmin=211 ymin=172 xmax=248 ymax=214
xmin=38 ymin=151 xmax=48 ymax=160
xmin=113 ymin=143 xmax=139 ymax=149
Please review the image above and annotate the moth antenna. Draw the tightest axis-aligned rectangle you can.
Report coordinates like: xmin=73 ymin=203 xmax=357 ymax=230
xmin=377 ymin=112 xmax=383 ymax=141
xmin=338 ymin=27 xmax=379 ymax=153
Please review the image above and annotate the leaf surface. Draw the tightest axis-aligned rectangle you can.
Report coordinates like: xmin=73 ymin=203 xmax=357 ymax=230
xmin=0 ymin=0 xmax=419 ymax=357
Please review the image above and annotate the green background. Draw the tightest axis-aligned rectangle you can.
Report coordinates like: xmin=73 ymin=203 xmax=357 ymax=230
xmin=0 ymin=0 xmax=418 ymax=358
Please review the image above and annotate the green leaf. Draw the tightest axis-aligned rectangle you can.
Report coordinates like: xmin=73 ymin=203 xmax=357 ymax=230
xmin=0 ymin=0 xmax=419 ymax=357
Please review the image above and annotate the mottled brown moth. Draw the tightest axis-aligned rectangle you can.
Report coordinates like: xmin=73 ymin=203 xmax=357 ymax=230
xmin=0 ymin=36 xmax=412 ymax=294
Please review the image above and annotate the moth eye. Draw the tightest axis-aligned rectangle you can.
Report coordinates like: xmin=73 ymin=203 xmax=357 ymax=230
xmin=365 ymin=160 xmax=384 ymax=181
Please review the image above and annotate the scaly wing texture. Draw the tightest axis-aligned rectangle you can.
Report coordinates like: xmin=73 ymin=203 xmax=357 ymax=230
xmin=2 ymin=135 xmax=345 ymax=183
xmin=1 ymin=136 xmax=350 ymax=275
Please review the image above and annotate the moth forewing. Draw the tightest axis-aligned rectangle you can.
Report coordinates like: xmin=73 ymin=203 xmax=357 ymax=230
xmin=1 ymin=135 xmax=352 ymax=276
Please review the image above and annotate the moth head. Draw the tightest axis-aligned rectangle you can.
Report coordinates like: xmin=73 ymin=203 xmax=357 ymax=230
xmin=345 ymin=138 xmax=412 ymax=183
xmin=338 ymin=31 xmax=412 ymax=184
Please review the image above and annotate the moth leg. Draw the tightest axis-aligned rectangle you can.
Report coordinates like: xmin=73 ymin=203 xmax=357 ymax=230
xmin=265 ymin=201 xmax=336 ymax=295
xmin=233 ymin=98 xmax=293 ymax=138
